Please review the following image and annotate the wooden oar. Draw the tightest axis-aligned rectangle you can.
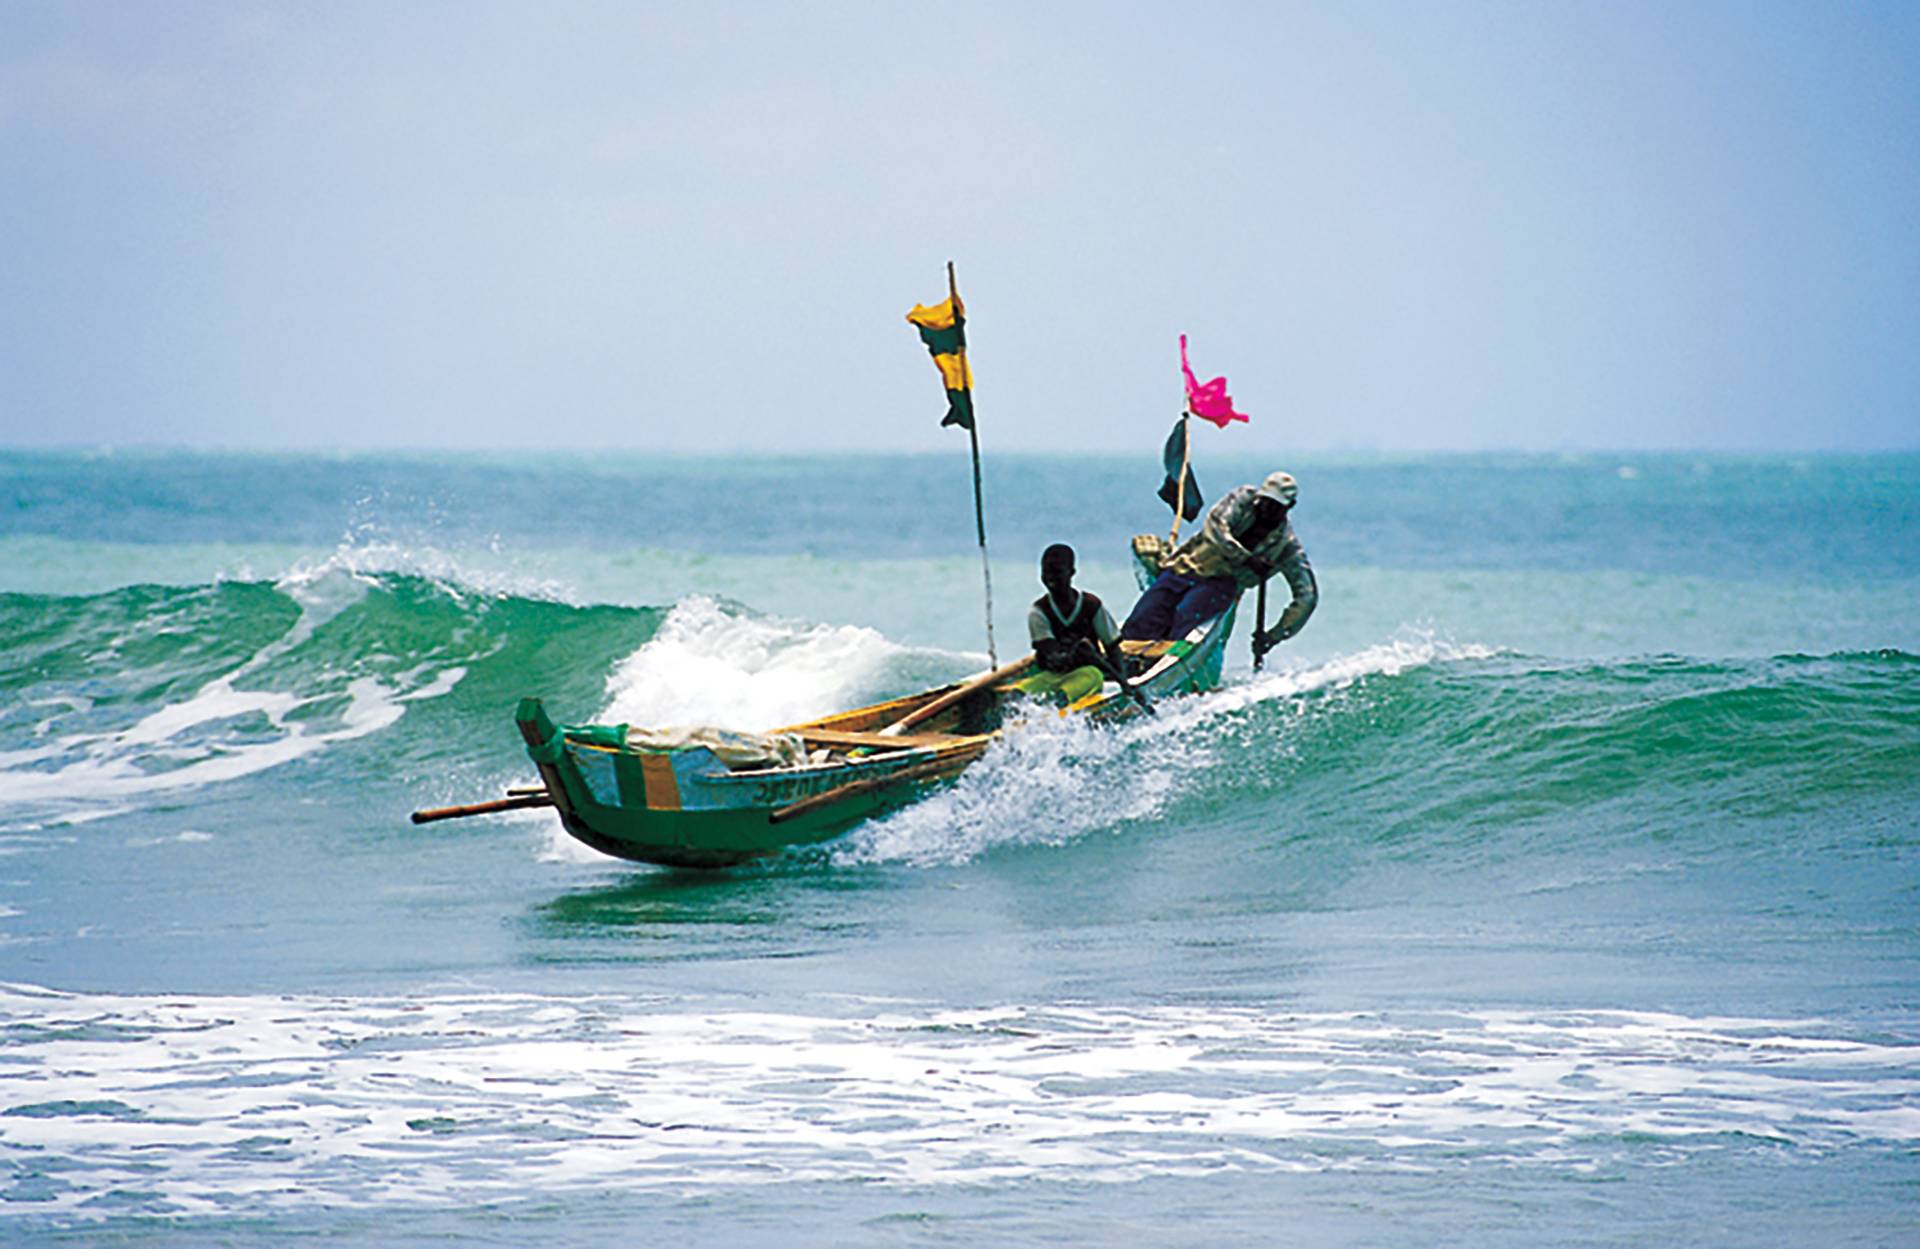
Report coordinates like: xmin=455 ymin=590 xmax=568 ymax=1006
xmin=878 ymin=654 xmax=1033 ymax=737
xmin=768 ymin=754 xmax=969 ymax=826
xmin=411 ymin=793 xmax=554 ymax=824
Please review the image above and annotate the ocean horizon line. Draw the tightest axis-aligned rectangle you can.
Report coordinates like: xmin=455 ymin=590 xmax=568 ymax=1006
xmin=5 ymin=444 xmax=1917 ymax=464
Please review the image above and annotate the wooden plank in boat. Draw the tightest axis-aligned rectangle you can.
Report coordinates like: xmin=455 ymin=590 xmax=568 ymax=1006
xmin=795 ymin=728 xmax=976 ymax=751
xmin=1119 ymin=639 xmax=1177 ymax=657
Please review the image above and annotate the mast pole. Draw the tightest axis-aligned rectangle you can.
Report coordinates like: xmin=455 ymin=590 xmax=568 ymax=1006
xmin=950 ymin=261 xmax=997 ymax=666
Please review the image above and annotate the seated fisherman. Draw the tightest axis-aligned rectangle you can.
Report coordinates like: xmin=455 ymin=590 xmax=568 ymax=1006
xmin=1122 ymin=471 xmax=1317 ymax=654
xmin=1016 ymin=543 xmax=1125 ymax=703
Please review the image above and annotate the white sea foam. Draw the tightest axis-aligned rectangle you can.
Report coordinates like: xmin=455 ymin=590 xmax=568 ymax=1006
xmin=839 ymin=633 xmax=1496 ymax=867
xmin=1172 ymin=631 xmax=1499 ymax=727
xmin=0 ymin=986 xmax=1910 ymax=1218
xmin=123 ymin=830 xmax=216 ymax=848
xmin=600 ymin=595 xmax=947 ymax=732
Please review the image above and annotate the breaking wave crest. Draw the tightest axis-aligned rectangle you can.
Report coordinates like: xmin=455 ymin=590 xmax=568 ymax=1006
xmin=598 ymin=595 xmax=968 ymax=733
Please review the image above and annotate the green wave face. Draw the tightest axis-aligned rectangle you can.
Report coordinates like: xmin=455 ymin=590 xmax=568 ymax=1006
xmin=0 ymin=575 xmax=663 ymax=814
xmin=1232 ymin=649 xmax=1920 ymax=849
xmin=0 ymin=581 xmax=299 ymax=709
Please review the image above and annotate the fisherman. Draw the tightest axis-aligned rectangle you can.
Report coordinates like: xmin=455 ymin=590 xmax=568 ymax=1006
xmin=1122 ymin=470 xmax=1317 ymax=657
xmin=1017 ymin=543 xmax=1126 ymax=703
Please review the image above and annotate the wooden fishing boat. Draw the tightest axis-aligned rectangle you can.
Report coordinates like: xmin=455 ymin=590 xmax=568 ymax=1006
xmin=502 ymin=594 xmax=1239 ymax=868
xmin=407 ymin=274 xmax=1276 ymax=866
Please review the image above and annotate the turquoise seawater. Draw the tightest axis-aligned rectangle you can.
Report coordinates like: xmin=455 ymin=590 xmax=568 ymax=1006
xmin=0 ymin=450 xmax=1915 ymax=1245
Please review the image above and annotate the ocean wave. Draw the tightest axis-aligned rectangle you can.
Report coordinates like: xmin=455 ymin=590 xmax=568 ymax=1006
xmin=1260 ymin=646 xmax=1920 ymax=852
xmin=0 ymin=573 xmax=658 ymax=820
xmin=0 ymin=573 xmax=407 ymax=809
xmin=3 ymin=571 xmax=1913 ymax=862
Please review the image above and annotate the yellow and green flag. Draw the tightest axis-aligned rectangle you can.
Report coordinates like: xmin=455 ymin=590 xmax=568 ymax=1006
xmin=906 ymin=294 xmax=974 ymax=430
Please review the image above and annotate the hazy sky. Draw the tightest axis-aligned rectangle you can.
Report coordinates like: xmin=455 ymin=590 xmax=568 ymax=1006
xmin=2 ymin=1 xmax=1915 ymax=453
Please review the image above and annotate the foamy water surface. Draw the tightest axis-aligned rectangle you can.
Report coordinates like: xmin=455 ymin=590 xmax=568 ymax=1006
xmin=1 ymin=984 xmax=1912 ymax=1220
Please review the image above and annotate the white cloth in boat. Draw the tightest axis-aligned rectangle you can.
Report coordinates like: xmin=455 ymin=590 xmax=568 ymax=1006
xmin=624 ymin=725 xmax=808 ymax=769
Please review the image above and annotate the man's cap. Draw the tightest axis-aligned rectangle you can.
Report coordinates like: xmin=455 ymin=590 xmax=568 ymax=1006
xmin=1256 ymin=471 xmax=1298 ymax=508
xmin=1041 ymin=543 xmax=1076 ymax=567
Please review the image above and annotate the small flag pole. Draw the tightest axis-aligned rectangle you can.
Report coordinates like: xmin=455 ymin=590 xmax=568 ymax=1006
xmin=1254 ymin=575 xmax=1269 ymax=672
xmin=950 ymin=261 xmax=998 ymax=666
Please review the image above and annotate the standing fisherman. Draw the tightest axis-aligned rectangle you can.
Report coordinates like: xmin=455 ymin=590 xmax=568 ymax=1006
xmin=1123 ymin=471 xmax=1317 ymax=657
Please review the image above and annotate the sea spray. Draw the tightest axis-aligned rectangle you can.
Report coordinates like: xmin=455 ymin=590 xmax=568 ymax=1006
xmin=836 ymin=633 xmax=1497 ymax=868
xmin=835 ymin=709 xmax=1187 ymax=868
xmin=598 ymin=595 xmax=920 ymax=731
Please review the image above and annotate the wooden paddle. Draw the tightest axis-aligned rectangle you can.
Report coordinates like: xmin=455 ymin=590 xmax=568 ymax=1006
xmin=767 ymin=754 xmax=970 ymax=826
xmin=1089 ymin=649 xmax=1154 ymax=715
xmin=879 ymin=654 xmax=1033 ymax=737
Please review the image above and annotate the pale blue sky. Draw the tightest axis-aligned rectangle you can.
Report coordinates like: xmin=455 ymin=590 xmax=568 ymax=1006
xmin=2 ymin=1 xmax=1915 ymax=453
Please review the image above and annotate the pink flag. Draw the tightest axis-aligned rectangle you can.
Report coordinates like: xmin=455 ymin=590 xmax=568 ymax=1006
xmin=1180 ymin=334 xmax=1249 ymax=428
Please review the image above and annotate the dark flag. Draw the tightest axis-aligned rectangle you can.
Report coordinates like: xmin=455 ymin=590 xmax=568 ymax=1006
xmin=1157 ymin=418 xmax=1203 ymax=521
